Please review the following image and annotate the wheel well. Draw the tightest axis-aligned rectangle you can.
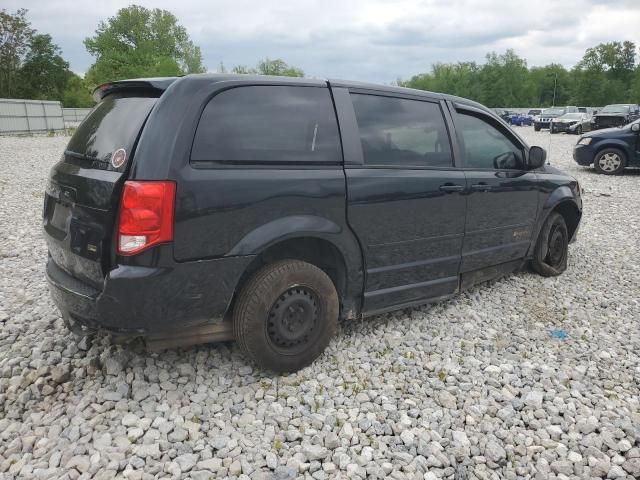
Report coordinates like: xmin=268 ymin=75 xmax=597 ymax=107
xmin=593 ymin=144 xmax=628 ymax=162
xmin=553 ymin=201 xmax=581 ymax=241
xmin=226 ymin=237 xmax=348 ymax=319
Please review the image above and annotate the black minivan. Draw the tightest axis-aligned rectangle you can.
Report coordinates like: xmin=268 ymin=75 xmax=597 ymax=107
xmin=44 ymin=74 xmax=582 ymax=371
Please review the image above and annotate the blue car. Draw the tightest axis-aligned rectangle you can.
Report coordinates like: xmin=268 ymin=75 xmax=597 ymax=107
xmin=510 ymin=113 xmax=533 ymax=126
xmin=573 ymin=119 xmax=640 ymax=174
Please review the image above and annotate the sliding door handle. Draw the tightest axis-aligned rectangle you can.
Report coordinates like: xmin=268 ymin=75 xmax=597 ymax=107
xmin=470 ymin=183 xmax=491 ymax=192
xmin=439 ymin=184 xmax=465 ymax=193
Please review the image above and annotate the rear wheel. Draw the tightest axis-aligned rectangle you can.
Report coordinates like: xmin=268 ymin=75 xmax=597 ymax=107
xmin=233 ymin=260 xmax=338 ymax=372
xmin=594 ymin=148 xmax=626 ymax=175
xmin=531 ymin=212 xmax=568 ymax=277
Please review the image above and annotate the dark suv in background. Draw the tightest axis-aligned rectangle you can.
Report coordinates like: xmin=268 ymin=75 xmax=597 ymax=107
xmin=534 ymin=106 xmax=579 ymax=131
xmin=44 ymin=75 xmax=582 ymax=371
xmin=591 ymin=104 xmax=640 ymax=130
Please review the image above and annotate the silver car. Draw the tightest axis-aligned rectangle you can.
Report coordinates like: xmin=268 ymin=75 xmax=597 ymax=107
xmin=550 ymin=113 xmax=592 ymax=135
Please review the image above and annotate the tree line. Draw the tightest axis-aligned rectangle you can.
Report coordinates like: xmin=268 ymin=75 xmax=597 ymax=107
xmin=399 ymin=43 xmax=640 ymax=108
xmin=1 ymin=6 xmax=639 ymax=108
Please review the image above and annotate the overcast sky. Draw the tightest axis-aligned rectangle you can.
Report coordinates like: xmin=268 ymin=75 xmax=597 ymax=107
xmin=6 ymin=0 xmax=640 ymax=83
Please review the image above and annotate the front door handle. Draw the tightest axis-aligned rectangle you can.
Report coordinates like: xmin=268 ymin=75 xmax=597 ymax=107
xmin=439 ymin=184 xmax=465 ymax=193
xmin=470 ymin=183 xmax=491 ymax=192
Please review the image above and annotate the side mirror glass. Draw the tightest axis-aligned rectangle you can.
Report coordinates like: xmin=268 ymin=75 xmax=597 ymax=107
xmin=631 ymin=123 xmax=640 ymax=133
xmin=528 ymin=146 xmax=547 ymax=169
xmin=493 ymin=151 xmax=521 ymax=169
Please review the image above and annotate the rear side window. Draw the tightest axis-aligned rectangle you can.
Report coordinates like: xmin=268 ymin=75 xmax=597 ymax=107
xmin=191 ymin=86 xmax=341 ymax=164
xmin=66 ymin=95 xmax=156 ymax=165
xmin=350 ymin=94 xmax=452 ymax=168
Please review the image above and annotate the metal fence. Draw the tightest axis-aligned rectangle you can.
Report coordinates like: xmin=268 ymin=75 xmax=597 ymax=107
xmin=63 ymin=108 xmax=92 ymax=125
xmin=0 ymin=99 xmax=65 ymax=134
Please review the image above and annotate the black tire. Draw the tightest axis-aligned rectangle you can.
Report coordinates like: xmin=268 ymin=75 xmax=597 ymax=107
xmin=534 ymin=125 xmax=541 ymax=132
xmin=531 ymin=212 xmax=569 ymax=277
xmin=593 ymin=148 xmax=626 ymax=175
xmin=233 ymin=260 xmax=338 ymax=372
xmin=576 ymin=125 xmax=583 ymax=135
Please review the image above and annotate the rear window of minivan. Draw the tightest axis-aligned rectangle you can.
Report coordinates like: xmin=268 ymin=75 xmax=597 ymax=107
xmin=190 ymin=86 xmax=342 ymax=164
xmin=66 ymin=95 xmax=157 ymax=166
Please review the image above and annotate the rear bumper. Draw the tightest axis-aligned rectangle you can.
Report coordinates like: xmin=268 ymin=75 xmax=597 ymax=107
xmin=46 ymin=247 xmax=254 ymax=335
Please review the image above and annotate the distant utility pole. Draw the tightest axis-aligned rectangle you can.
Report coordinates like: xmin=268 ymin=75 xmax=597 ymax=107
xmin=552 ymin=72 xmax=558 ymax=107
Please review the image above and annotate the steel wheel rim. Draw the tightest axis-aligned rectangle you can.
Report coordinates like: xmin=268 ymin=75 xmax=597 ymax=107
xmin=546 ymin=224 xmax=566 ymax=267
xmin=266 ymin=286 xmax=319 ymax=355
xmin=598 ymin=153 xmax=621 ymax=172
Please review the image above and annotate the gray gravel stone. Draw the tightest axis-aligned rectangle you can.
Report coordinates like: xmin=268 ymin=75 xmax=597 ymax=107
xmin=523 ymin=390 xmax=543 ymax=409
xmin=622 ymin=458 xmax=640 ymax=476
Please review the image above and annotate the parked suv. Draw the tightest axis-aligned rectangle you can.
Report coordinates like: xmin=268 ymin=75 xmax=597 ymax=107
xmin=573 ymin=119 xmax=640 ymax=174
xmin=44 ymin=75 xmax=582 ymax=371
xmin=534 ymin=106 xmax=579 ymax=131
xmin=591 ymin=104 xmax=640 ymax=130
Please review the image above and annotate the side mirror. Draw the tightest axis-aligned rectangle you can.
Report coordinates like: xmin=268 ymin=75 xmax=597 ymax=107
xmin=528 ymin=146 xmax=547 ymax=169
xmin=632 ymin=123 xmax=640 ymax=133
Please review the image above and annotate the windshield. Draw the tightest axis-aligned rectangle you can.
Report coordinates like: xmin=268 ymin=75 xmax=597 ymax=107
xmin=601 ymin=105 xmax=629 ymax=114
xmin=560 ymin=113 xmax=583 ymax=120
xmin=542 ymin=108 xmax=564 ymax=115
xmin=67 ymin=95 xmax=157 ymax=161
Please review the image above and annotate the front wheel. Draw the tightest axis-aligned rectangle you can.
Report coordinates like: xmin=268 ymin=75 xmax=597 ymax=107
xmin=594 ymin=148 xmax=626 ymax=175
xmin=534 ymin=125 xmax=541 ymax=132
xmin=576 ymin=125 xmax=583 ymax=135
xmin=531 ymin=212 xmax=568 ymax=277
xmin=233 ymin=260 xmax=338 ymax=372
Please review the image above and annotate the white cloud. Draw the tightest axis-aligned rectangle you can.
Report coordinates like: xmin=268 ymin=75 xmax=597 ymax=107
xmin=5 ymin=0 xmax=640 ymax=82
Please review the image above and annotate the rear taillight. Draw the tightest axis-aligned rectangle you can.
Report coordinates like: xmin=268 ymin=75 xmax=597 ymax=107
xmin=117 ymin=181 xmax=176 ymax=255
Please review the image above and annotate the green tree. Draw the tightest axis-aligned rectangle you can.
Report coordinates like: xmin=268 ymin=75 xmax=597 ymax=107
xmin=526 ymin=64 xmax=571 ymax=107
xmin=0 ymin=8 xmax=34 ymax=97
xmin=574 ymin=41 xmax=637 ymax=104
xmin=230 ymin=58 xmax=304 ymax=77
xmin=17 ymin=34 xmax=68 ymax=100
xmin=630 ymin=67 xmax=640 ymax=103
xmin=62 ymin=72 xmax=94 ymax=107
xmin=84 ymin=5 xmax=205 ymax=86
xmin=478 ymin=50 xmax=530 ymax=107
xmin=256 ymin=58 xmax=303 ymax=77
xmin=231 ymin=64 xmax=257 ymax=74
xmin=401 ymin=42 xmax=639 ymax=108
xmin=402 ymin=62 xmax=481 ymax=100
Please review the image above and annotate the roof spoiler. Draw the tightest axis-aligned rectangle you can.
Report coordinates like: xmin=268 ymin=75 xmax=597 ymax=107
xmin=92 ymin=77 xmax=178 ymax=102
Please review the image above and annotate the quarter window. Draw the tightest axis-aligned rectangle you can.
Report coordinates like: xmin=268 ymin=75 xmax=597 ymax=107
xmin=350 ymin=94 xmax=452 ymax=167
xmin=456 ymin=112 xmax=525 ymax=169
xmin=191 ymin=86 xmax=341 ymax=163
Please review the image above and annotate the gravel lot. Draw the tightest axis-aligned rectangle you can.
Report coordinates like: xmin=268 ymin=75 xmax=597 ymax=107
xmin=1 ymin=130 xmax=639 ymax=480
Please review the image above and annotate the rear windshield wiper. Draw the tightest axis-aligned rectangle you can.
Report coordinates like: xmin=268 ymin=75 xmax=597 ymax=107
xmin=65 ymin=150 xmax=108 ymax=163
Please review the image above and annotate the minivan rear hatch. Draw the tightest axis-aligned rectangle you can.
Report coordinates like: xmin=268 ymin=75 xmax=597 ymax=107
xmin=43 ymin=92 xmax=158 ymax=288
